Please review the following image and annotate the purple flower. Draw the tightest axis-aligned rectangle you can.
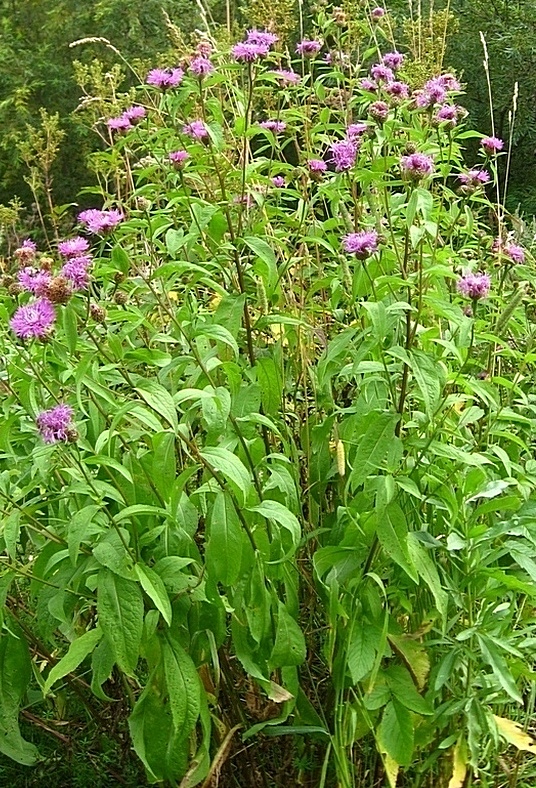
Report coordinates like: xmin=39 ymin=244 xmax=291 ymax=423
xmin=296 ymin=39 xmax=322 ymax=57
xmin=382 ymin=52 xmax=404 ymax=70
xmin=308 ymin=159 xmax=327 ymax=173
xmin=123 ymin=105 xmax=146 ymax=123
xmin=78 ymin=209 xmax=124 ymax=234
xmin=330 ymin=139 xmax=358 ymax=171
xmin=503 ymin=242 xmax=525 ymax=264
xmin=385 ymin=81 xmax=410 ymax=100
xmin=10 ymin=298 xmax=56 ymax=339
xmin=14 ymin=240 xmax=37 ymax=263
xmin=400 ymin=152 xmax=434 ymax=180
xmin=169 ymin=150 xmax=190 ymax=168
xmin=481 ymin=136 xmax=504 ymax=155
xmin=231 ymin=42 xmax=269 ymax=62
xmin=371 ymin=64 xmax=394 ymax=83
xmin=457 ymin=272 xmax=491 ymax=300
xmin=371 ymin=7 xmax=386 ymax=19
xmin=58 ymin=236 xmax=90 ymax=258
xmin=435 ymin=104 xmax=460 ymax=126
xmin=107 ymin=116 xmax=132 ymax=133
xmin=459 ymin=169 xmax=490 ymax=189
xmin=369 ymin=101 xmax=390 ymax=123
xmin=36 ymin=404 xmax=75 ymax=444
xmin=183 ymin=120 xmax=209 ymax=140
xmin=190 ymin=56 xmax=214 ymax=77
xmin=437 ymin=73 xmax=461 ymax=91
xmin=259 ymin=120 xmax=286 ymax=133
xmin=271 ymin=69 xmax=301 ymax=85
xmin=60 ymin=255 xmax=92 ymax=290
xmin=346 ymin=123 xmax=368 ymax=139
xmin=18 ymin=268 xmax=52 ymax=296
xmin=272 ymin=176 xmax=285 ymax=187
xmin=416 ymin=77 xmax=447 ymax=108
xmin=146 ymin=68 xmax=184 ymax=89
xmin=343 ymin=230 xmax=379 ymax=260
xmin=360 ymin=78 xmax=378 ymax=92
xmin=246 ymin=29 xmax=278 ymax=47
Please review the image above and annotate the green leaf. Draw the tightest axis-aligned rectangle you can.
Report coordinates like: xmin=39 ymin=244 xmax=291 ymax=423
xmin=68 ymin=504 xmax=100 ymax=565
xmin=200 ymin=446 xmax=252 ymax=505
xmin=135 ymin=564 xmax=172 ymax=626
xmin=162 ymin=634 xmax=201 ymax=739
xmin=111 ymin=244 xmax=130 ymax=274
xmin=385 ymin=665 xmax=433 ymax=715
xmin=270 ymin=603 xmax=306 ymax=668
xmin=407 ymin=533 xmax=448 ymax=620
xmin=3 ymin=511 xmax=20 ymax=561
xmin=378 ymin=699 xmax=414 ymax=767
xmin=206 ymin=491 xmax=243 ymax=585
xmin=256 ymin=357 xmax=282 ymax=416
xmin=410 ymin=349 xmax=442 ymax=417
xmin=0 ymin=628 xmax=39 ymax=765
xmin=44 ymin=628 xmax=103 ymax=694
xmin=349 ymin=412 xmax=399 ymax=490
xmin=347 ymin=622 xmax=376 ymax=683
xmin=477 ymin=634 xmax=523 ymax=703
xmin=62 ymin=304 xmax=78 ymax=354
xmin=243 ymin=236 xmax=277 ymax=294
xmin=135 ymin=380 xmax=178 ymax=432
xmin=97 ymin=569 xmax=143 ymax=676
xmin=248 ymin=500 xmax=301 ymax=551
xmin=376 ymin=503 xmax=418 ymax=583
xmin=91 ymin=638 xmax=115 ymax=701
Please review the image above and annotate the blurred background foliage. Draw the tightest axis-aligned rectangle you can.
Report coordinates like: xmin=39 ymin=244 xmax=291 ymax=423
xmin=0 ymin=0 xmax=534 ymax=219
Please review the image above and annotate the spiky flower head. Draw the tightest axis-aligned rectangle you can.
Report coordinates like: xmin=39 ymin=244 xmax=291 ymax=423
xmin=481 ymin=136 xmax=504 ymax=155
xmin=146 ymin=68 xmax=184 ymax=89
xmin=343 ymin=230 xmax=379 ymax=260
xmin=78 ymin=209 xmax=123 ymax=234
xmin=400 ymin=152 xmax=434 ymax=180
xmin=296 ymin=39 xmax=322 ymax=57
xmin=10 ymin=298 xmax=56 ymax=338
xmin=58 ymin=236 xmax=90 ymax=258
xmin=457 ymin=272 xmax=491 ymax=300
xmin=36 ymin=404 xmax=75 ymax=444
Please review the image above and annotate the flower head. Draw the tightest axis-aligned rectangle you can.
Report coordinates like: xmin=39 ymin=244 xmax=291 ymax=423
xmin=330 ymin=139 xmax=358 ymax=171
xmin=457 ymin=272 xmax=491 ymax=300
xmin=435 ymin=103 xmax=460 ymax=127
xmin=369 ymin=100 xmax=390 ymax=123
xmin=360 ymin=78 xmax=378 ymax=92
xmin=437 ymin=73 xmax=461 ymax=91
xmin=271 ymin=69 xmax=300 ymax=85
xmin=346 ymin=123 xmax=368 ymax=139
xmin=259 ymin=120 xmax=286 ymax=133
xmin=343 ymin=230 xmax=379 ymax=260
xmin=169 ymin=150 xmax=190 ymax=168
xmin=18 ymin=268 xmax=52 ymax=296
xmin=371 ymin=7 xmax=386 ymax=19
xmin=231 ymin=42 xmax=269 ymax=61
xmin=78 ymin=208 xmax=123 ymax=234
xmin=272 ymin=176 xmax=285 ymax=187
xmin=504 ymin=243 xmax=525 ymax=264
xmin=308 ymin=159 xmax=327 ymax=173
xmin=107 ymin=115 xmax=132 ymax=133
xmin=58 ymin=236 xmax=90 ymax=258
xmin=60 ymin=255 xmax=92 ymax=290
xmin=371 ymin=64 xmax=394 ymax=83
xmin=296 ymin=39 xmax=322 ymax=57
xmin=36 ymin=404 xmax=75 ymax=444
xmin=459 ymin=169 xmax=490 ymax=190
xmin=123 ymin=105 xmax=146 ymax=123
xmin=416 ymin=77 xmax=447 ymax=108
xmin=385 ymin=80 xmax=410 ymax=100
xmin=146 ymin=68 xmax=184 ymax=89
xmin=14 ymin=240 xmax=37 ymax=264
xmin=246 ymin=29 xmax=278 ymax=47
xmin=400 ymin=152 xmax=434 ymax=180
xmin=382 ymin=52 xmax=404 ymax=70
xmin=10 ymin=298 xmax=56 ymax=339
xmin=481 ymin=136 xmax=504 ymax=155
xmin=183 ymin=120 xmax=209 ymax=140
xmin=190 ymin=56 xmax=214 ymax=77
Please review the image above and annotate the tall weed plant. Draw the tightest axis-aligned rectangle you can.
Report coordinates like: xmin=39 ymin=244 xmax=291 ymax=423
xmin=1 ymin=4 xmax=536 ymax=786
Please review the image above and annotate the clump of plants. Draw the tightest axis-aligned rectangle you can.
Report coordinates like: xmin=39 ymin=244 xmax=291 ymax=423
xmin=1 ymin=4 xmax=536 ymax=787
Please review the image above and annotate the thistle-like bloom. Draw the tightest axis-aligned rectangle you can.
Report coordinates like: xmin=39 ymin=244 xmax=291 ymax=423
xmin=296 ymin=39 xmax=322 ymax=57
xmin=457 ymin=272 xmax=491 ymax=300
xmin=416 ymin=78 xmax=447 ymax=108
xmin=360 ymin=78 xmax=378 ymax=92
xmin=330 ymin=139 xmax=358 ymax=171
xmin=107 ymin=116 xmax=132 ymax=133
xmin=346 ymin=123 xmax=368 ymax=139
xmin=437 ymin=73 xmax=461 ymax=91
xmin=14 ymin=240 xmax=37 ymax=264
xmin=231 ymin=42 xmax=269 ymax=61
xmin=272 ymin=176 xmax=285 ymax=187
xmin=343 ymin=230 xmax=379 ymax=260
xmin=78 ymin=208 xmax=124 ymax=234
xmin=169 ymin=150 xmax=190 ymax=168
xmin=369 ymin=100 xmax=390 ymax=123
xmin=371 ymin=7 xmax=386 ymax=19
xmin=36 ymin=404 xmax=75 ymax=444
xmin=247 ymin=29 xmax=278 ymax=47
xmin=435 ymin=103 xmax=460 ymax=126
xmin=382 ymin=52 xmax=404 ymax=70
xmin=504 ymin=243 xmax=525 ymax=264
xmin=183 ymin=120 xmax=209 ymax=140
xmin=481 ymin=136 xmax=504 ymax=155
xmin=146 ymin=68 xmax=184 ymax=89
xmin=459 ymin=169 xmax=490 ymax=189
xmin=271 ymin=69 xmax=301 ymax=85
xmin=371 ymin=64 xmax=394 ymax=83
xmin=308 ymin=159 xmax=327 ymax=173
xmin=10 ymin=297 xmax=56 ymax=338
xmin=60 ymin=255 xmax=92 ymax=290
xmin=385 ymin=81 xmax=410 ymax=100
xmin=259 ymin=120 xmax=286 ymax=133
xmin=58 ymin=236 xmax=90 ymax=258
xmin=18 ymin=267 xmax=52 ymax=296
xmin=123 ymin=105 xmax=146 ymax=123
xmin=401 ymin=152 xmax=434 ymax=180
xmin=190 ymin=56 xmax=214 ymax=77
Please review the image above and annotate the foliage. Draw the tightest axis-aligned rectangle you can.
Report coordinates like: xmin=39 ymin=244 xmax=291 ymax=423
xmin=1 ymin=4 xmax=536 ymax=788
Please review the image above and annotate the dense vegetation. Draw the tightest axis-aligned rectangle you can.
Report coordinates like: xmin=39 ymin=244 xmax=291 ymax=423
xmin=1 ymin=2 xmax=536 ymax=787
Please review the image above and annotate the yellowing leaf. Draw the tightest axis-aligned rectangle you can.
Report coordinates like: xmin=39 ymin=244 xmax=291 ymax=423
xmin=384 ymin=754 xmax=399 ymax=787
xmin=448 ymin=737 xmax=467 ymax=788
xmin=493 ymin=714 xmax=536 ymax=753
